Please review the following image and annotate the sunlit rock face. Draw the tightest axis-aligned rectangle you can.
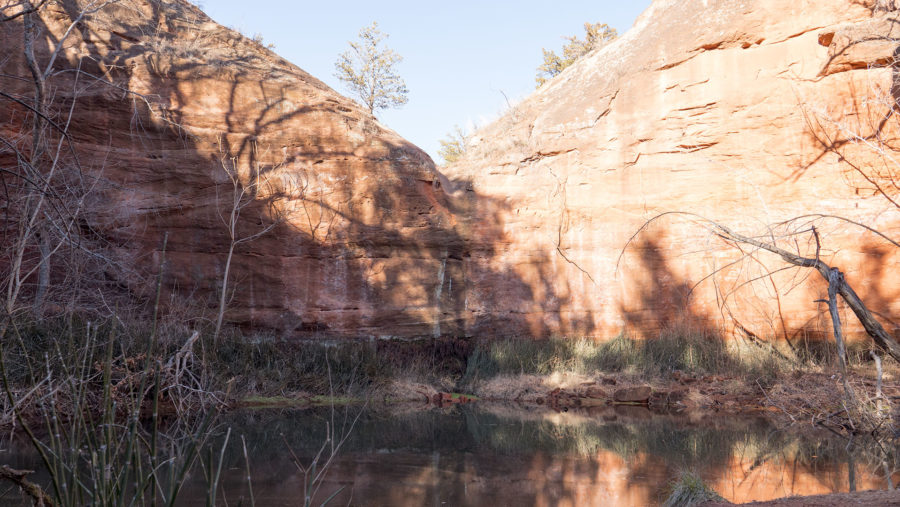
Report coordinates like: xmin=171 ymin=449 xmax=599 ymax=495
xmin=442 ymin=0 xmax=900 ymax=340
xmin=3 ymin=0 xmax=900 ymax=341
xmin=0 ymin=0 xmax=465 ymax=338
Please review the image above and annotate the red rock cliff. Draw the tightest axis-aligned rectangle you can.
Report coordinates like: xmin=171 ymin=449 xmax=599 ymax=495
xmin=4 ymin=0 xmax=900 ymax=342
xmin=442 ymin=0 xmax=900 ymax=341
xmin=0 ymin=0 xmax=469 ymax=338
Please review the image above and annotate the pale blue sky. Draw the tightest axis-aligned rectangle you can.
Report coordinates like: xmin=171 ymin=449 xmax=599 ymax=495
xmin=198 ymin=1 xmax=651 ymax=162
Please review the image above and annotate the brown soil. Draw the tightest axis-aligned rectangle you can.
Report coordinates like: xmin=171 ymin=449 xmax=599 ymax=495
xmin=703 ymin=488 xmax=900 ymax=505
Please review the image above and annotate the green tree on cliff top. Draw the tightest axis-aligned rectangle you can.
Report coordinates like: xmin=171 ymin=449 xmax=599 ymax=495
xmin=438 ymin=125 xmax=468 ymax=165
xmin=335 ymin=22 xmax=408 ymax=116
xmin=536 ymin=22 xmax=618 ymax=88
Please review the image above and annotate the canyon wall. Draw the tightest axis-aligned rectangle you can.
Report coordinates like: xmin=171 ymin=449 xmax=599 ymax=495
xmin=442 ymin=0 xmax=900 ymax=341
xmin=0 ymin=0 xmax=467 ymax=338
xmin=3 ymin=0 xmax=899 ymax=342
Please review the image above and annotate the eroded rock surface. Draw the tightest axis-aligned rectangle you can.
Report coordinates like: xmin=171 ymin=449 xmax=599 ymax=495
xmin=3 ymin=0 xmax=900 ymax=342
xmin=443 ymin=0 xmax=900 ymax=340
xmin=0 ymin=0 xmax=466 ymax=338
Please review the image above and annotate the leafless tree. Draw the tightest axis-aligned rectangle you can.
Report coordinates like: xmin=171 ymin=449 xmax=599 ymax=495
xmin=624 ymin=213 xmax=900 ymax=397
xmin=0 ymin=0 xmax=119 ymax=336
xmin=213 ymin=141 xmax=286 ymax=340
xmin=0 ymin=0 xmax=169 ymax=337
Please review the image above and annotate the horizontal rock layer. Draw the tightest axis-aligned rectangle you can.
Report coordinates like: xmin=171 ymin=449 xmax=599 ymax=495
xmin=442 ymin=0 xmax=900 ymax=341
xmin=3 ymin=0 xmax=899 ymax=343
xmin=0 ymin=0 xmax=463 ymax=338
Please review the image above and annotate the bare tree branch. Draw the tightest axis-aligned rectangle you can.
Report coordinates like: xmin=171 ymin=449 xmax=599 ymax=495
xmin=622 ymin=212 xmax=900 ymax=363
xmin=0 ymin=0 xmax=50 ymax=23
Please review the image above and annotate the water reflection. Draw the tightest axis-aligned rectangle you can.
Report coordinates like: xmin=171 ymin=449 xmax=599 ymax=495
xmin=1 ymin=404 xmax=897 ymax=506
xmin=185 ymin=404 xmax=899 ymax=506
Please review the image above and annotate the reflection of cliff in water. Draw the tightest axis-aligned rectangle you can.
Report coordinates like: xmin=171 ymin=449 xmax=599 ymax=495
xmin=165 ymin=405 xmax=899 ymax=506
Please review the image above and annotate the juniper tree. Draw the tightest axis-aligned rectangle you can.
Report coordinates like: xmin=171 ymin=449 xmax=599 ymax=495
xmin=536 ymin=22 xmax=617 ymax=87
xmin=335 ymin=22 xmax=408 ymax=116
xmin=438 ymin=125 xmax=467 ymax=164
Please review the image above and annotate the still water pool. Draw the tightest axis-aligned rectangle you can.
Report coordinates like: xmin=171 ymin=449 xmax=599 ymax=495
xmin=1 ymin=403 xmax=896 ymax=506
xmin=180 ymin=403 xmax=898 ymax=506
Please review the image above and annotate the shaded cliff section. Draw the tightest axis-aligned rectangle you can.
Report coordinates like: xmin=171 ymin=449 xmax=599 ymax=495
xmin=0 ymin=0 xmax=531 ymax=340
xmin=442 ymin=0 xmax=900 ymax=342
xmin=5 ymin=0 xmax=900 ymax=344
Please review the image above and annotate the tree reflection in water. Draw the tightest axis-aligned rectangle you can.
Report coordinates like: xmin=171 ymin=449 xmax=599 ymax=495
xmin=4 ymin=404 xmax=898 ymax=506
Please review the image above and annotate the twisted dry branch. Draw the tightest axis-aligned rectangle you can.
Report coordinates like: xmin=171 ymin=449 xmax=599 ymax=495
xmin=620 ymin=212 xmax=900 ymax=363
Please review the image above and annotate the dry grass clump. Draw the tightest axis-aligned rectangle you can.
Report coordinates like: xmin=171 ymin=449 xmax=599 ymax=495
xmin=662 ymin=471 xmax=723 ymax=507
xmin=475 ymin=372 xmax=595 ymax=402
xmin=0 ymin=311 xmax=363 ymax=506
xmin=209 ymin=334 xmax=470 ymax=397
xmin=462 ymin=328 xmax=793 ymax=386
xmin=0 ymin=312 xmax=230 ymax=506
xmin=761 ymin=368 xmax=899 ymax=437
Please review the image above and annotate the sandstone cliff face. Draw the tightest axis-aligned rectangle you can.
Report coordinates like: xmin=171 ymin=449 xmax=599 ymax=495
xmin=0 ymin=0 xmax=466 ymax=338
xmin=442 ymin=0 xmax=900 ymax=340
xmin=4 ymin=0 xmax=899 ymax=342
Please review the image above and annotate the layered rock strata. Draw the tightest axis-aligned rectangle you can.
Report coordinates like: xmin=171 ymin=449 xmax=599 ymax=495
xmin=0 ymin=0 xmax=464 ymax=338
xmin=3 ymin=0 xmax=900 ymax=342
xmin=442 ymin=0 xmax=900 ymax=341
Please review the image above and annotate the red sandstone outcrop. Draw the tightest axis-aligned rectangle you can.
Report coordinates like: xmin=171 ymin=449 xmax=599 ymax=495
xmin=442 ymin=0 xmax=900 ymax=341
xmin=0 ymin=0 xmax=466 ymax=338
xmin=4 ymin=0 xmax=900 ymax=342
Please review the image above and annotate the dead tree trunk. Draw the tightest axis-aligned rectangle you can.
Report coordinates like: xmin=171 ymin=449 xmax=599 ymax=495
xmin=710 ymin=221 xmax=900 ymax=363
xmin=826 ymin=267 xmax=854 ymax=400
xmin=622 ymin=213 xmax=900 ymax=364
xmin=23 ymin=5 xmax=51 ymax=313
